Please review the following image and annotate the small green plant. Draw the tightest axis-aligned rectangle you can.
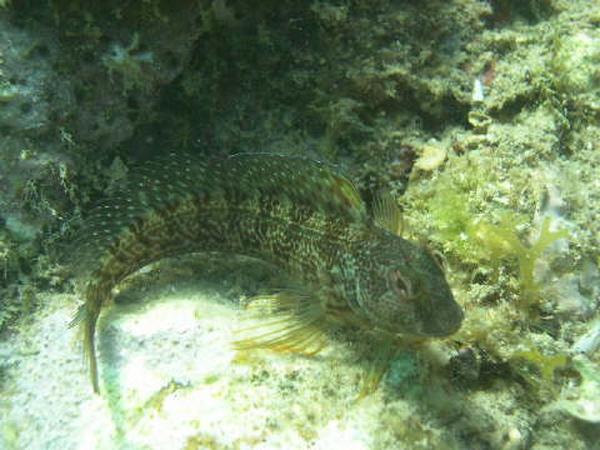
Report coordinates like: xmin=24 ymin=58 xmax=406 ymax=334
xmin=511 ymin=346 xmax=568 ymax=385
xmin=468 ymin=216 xmax=569 ymax=308
xmin=426 ymin=166 xmax=568 ymax=310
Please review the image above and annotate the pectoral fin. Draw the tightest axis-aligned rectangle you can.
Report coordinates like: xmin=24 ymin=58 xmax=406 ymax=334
xmin=359 ymin=339 xmax=398 ymax=397
xmin=234 ymin=289 xmax=329 ymax=356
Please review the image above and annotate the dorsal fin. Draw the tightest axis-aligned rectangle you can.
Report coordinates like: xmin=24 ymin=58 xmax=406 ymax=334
xmin=372 ymin=192 xmax=403 ymax=236
xmin=329 ymin=172 xmax=365 ymax=214
xmin=222 ymin=154 xmax=368 ymax=224
xmin=54 ymin=152 xmax=370 ymax=278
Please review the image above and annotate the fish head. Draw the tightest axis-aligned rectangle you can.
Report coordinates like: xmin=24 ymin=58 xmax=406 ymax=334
xmin=358 ymin=233 xmax=464 ymax=338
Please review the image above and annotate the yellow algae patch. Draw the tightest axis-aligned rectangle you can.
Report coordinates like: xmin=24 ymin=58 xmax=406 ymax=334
xmin=414 ymin=144 xmax=447 ymax=171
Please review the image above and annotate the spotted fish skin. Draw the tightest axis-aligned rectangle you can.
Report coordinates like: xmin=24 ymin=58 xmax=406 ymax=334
xmin=64 ymin=153 xmax=463 ymax=393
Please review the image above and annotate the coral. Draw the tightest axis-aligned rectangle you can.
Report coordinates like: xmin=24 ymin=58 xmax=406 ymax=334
xmin=0 ymin=0 xmax=599 ymax=448
xmin=549 ymin=355 xmax=600 ymax=423
xmin=102 ymin=33 xmax=156 ymax=93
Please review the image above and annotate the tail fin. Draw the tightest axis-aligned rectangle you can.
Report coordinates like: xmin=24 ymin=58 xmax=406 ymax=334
xmin=70 ymin=289 xmax=103 ymax=393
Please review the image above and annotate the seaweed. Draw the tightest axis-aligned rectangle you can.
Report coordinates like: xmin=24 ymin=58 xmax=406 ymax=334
xmin=469 ymin=215 xmax=569 ymax=309
xmin=511 ymin=346 xmax=568 ymax=386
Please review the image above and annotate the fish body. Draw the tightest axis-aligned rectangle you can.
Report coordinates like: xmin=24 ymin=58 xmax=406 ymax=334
xmin=64 ymin=153 xmax=463 ymax=393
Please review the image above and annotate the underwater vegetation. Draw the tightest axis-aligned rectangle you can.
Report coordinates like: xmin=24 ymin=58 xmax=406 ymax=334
xmin=425 ymin=159 xmax=570 ymax=311
xmin=470 ymin=215 xmax=569 ymax=308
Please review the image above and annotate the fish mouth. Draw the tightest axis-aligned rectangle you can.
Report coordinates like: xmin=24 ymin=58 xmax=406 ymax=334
xmin=422 ymin=302 xmax=464 ymax=338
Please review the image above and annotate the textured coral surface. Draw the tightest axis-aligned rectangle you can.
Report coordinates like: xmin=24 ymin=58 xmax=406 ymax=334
xmin=1 ymin=0 xmax=599 ymax=448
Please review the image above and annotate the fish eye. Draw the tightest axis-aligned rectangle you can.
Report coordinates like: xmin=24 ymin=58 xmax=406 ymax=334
xmin=388 ymin=269 xmax=413 ymax=298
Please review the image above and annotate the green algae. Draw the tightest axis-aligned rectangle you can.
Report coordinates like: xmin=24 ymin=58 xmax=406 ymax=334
xmin=415 ymin=147 xmax=569 ymax=311
xmin=511 ymin=346 xmax=568 ymax=386
xmin=470 ymin=216 xmax=569 ymax=309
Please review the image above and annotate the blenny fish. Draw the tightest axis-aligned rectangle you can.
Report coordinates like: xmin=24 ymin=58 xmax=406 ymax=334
xmin=62 ymin=153 xmax=463 ymax=393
